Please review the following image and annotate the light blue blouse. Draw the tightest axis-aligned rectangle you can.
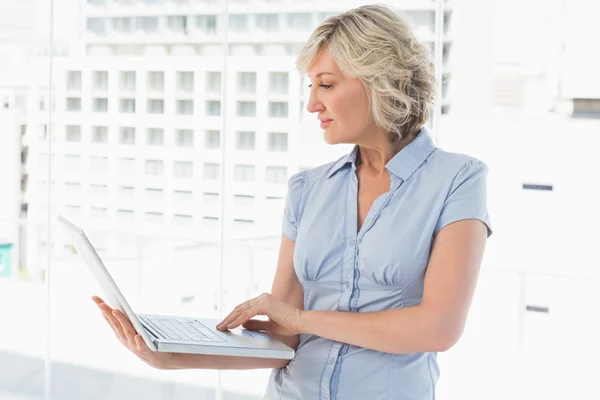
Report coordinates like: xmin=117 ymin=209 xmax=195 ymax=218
xmin=264 ymin=127 xmax=492 ymax=400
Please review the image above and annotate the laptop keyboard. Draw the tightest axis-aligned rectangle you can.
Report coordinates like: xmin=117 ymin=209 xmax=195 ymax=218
xmin=140 ymin=316 xmax=224 ymax=342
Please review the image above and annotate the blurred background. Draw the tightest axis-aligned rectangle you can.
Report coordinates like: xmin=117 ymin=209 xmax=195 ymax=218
xmin=0 ymin=0 xmax=599 ymax=399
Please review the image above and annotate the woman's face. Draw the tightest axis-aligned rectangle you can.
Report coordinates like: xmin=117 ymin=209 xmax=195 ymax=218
xmin=306 ymin=49 xmax=377 ymax=145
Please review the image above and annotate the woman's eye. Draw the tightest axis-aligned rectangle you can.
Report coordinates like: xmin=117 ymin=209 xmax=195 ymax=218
xmin=320 ymin=84 xmax=332 ymax=89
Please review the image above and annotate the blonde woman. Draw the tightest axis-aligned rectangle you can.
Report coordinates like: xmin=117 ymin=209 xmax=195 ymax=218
xmin=94 ymin=5 xmax=492 ymax=399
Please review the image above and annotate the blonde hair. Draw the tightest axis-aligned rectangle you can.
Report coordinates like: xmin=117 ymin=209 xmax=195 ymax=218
xmin=297 ymin=5 xmax=436 ymax=142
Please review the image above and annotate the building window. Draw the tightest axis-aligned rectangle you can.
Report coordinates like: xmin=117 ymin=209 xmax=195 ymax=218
xmin=144 ymin=212 xmax=164 ymax=223
xmin=117 ymin=158 xmax=136 ymax=174
xmin=288 ymin=13 xmax=312 ymax=31
xmin=205 ymin=100 xmax=221 ymax=116
xmin=87 ymin=18 xmax=106 ymax=35
xmin=117 ymin=210 xmax=135 ymax=221
xmin=93 ymin=71 xmax=108 ymax=90
xmin=203 ymin=163 xmax=220 ymax=180
xmin=92 ymin=126 xmax=108 ymax=143
xmin=66 ymin=71 xmax=82 ymax=90
xmin=174 ymin=214 xmax=193 ymax=226
xmin=145 ymin=188 xmax=164 ymax=202
xmin=234 ymin=165 xmax=255 ymax=182
xmin=147 ymin=71 xmax=164 ymax=92
xmin=233 ymin=194 xmax=254 ymax=206
xmin=269 ymin=72 xmax=289 ymax=94
xmin=205 ymin=71 xmax=221 ymax=93
xmin=119 ymin=127 xmax=135 ymax=145
xmin=203 ymin=216 xmax=219 ymax=230
xmin=65 ymin=125 xmax=81 ymax=142
xmin=147 ymin=99 xmax=164 ymax=114
xmin=233 ymin=219 xmax=255 ymax=229
xmin=112 ymin=17 xmax=132 ymax=33
xmin=267 ymin=132 xmax=288 ymax=152
xmin=196 ymin=15 xmax=217 ymax=35
xmin=168 ymin=16 xmax=188 ymax=34
xmin=93 ymin=98 xmax=108 ymax=112
xmin=90 ymin=184 xmax=109 ymax=196
xmin=91 ymin=207 xmax=109 ymax=219
xmin=64 ymin=183 xmax=82 ymax=197
xmin=64 ymin=205 xmax=81 ymax=217
xmin=145 ymin=160 xmax=164 ymax=176
xmin=229 ymin=14 xmax=248 ymax=33
xmin=266 ymin=166 xmax=287 ymax=184
xmin=146 ymin=128 xmax=164 ymax=145
xmin=269 ymin=101 xmax=288 ymax=118
xmin=177 ymin=71 xmax=194 ymax=92
xmin=237 ymin=72 xmax=256 ymax=94
xmin=236 ymin=131 xmax=255 ymax=150
xmin=175 ymin=129 xmax=193 ymax=147
xmin=118 ymin=186 xmax=135 ymax=199
xmin=174 ymin=161 xmax=194 ymax=178
xmin=120 ymin=98 xmax=136 ymax=113
xmin=173 ymin=190 xmax=193 ymax=204
xmin=64 ymin=155 xmax=81 ymax=170
xmin=120 ymin=71 xmax=136 ymax=91
xmin=202 ymin=192 xmax=219 ymax=205
xmin=66 ymin=97 xmax=81 ymax=111
xmin=235 ymin=101 xmax=255 ymax=117
xmin=90 ymin=156 xmax=109 ymax=173
xmin=136 ymin=17 xmax=159 ymax=33
xmin=256 ymin=14 xmax=279 ymax=33
xmin=176 ymin=100 xmax=194 ymax=115
xmin=205 ymin=130 xmax=220 ymax=149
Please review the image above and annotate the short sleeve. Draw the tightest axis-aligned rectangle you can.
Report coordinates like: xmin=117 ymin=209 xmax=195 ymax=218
xmin=282 ymin=171 xmax=307 ymax=242
xmin=434 ymin=159 xmax=492 ymax=238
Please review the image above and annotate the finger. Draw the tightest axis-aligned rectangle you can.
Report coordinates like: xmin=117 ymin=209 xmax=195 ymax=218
xmin=227 ymin=307 xmax=259 ymax=330
xmin=242 ymin=319 xmax=271 ymax=332
xmin=92 ymin=296 xmax=104 ymax=305
xmin=112 ymin=310 xmax=137 ymax=348
xmin=135 ymin=335 xmax=150 ymax=355
xmin=102 ymin=313 xmax=127 ymax=343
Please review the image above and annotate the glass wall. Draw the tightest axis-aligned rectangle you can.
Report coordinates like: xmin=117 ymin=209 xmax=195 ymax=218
xmin=1 ymin=0 xmax=599 ymax=399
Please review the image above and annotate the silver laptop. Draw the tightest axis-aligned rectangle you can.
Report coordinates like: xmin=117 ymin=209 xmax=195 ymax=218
xmin=58 ymin=215 xmax=294 ymax=360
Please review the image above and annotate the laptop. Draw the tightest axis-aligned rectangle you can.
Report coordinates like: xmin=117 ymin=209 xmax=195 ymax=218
xmin=57 ymin=215 xmax=294 ymax=360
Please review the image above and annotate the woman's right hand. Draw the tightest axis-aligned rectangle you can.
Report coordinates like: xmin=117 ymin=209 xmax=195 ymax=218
xmin=92 ymin=296 xmax=180 ymax=370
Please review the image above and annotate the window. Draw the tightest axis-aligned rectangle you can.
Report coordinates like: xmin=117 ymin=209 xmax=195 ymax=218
xmin=173 ymin=190 xmax=193 ymax=204
xmin=112 ymin=17 xmax=132 ymax=33
xmin=87 ymin=18 xmax=106 ymax=35
xmin=174 ymin=215 xmax=193 ymax=226
xmin=203 ymin=216 xmax=219 ymax=230
xmin=66 ymin=97 xmax=81 ymax=111
xmin=256 ymin=14 xmax=279 ymax=33
xmin=234 ymin=165 xmax=255 ymax=182
xmin=64 ymin=205 xmax=81 ymax=217
xmin=90 ymin=156 xmax=108 ymax=173
xmin=145 ymin=160 xmax=164 ymax=176
xmin=120 ymin=71 xmax=136 ymax=91
xmin=146 ymin=128 xmax=164 ymax=145
xmin=205 ymin=130 xmax=220 ymax=149
xmin=144 ymin=212 xmax=163 ymax=223
xmin=64 ymin=183 xmax=82 ymax=197
xmin=236 ymin=131 xmax=255 ymax=150
xmin=267 ymin=132 xmax=288 ymax=152
xmin=233 ymin=219 xmax=255 ymax=229
xmin=136 ymin=17 xmax=158 ymax=33
xmin=266 ymin=166 xmax=287 ymax=184
xmin=147 ymin=99 xmax=164 ymax=114
xmin=174 ymin=161 xmax=194 ymax=178
xmin=90 ymin=184 xmax=109 ymax=196
xmin=177 ymin=71 xmax=194 ymax=92
xmin=233 ymin=194 xmax=255 ymax=206
xmin=269 ymin=101 xmax=288 ymax=118
xmin=288 ymin=13 xmax=312 ymax=31
xmin=203 ymin=163 xmax=220 ymax=180
xmin=64 ymin=155 xmax=81 ymax=170
xmin=202 ymin=192 xmax=219 ymax=205
xmin=237 ymin=72 xmax=256 ymax=94
xmin=93 ymin=98 xmax=108 ymax=112
xmin=145 ymin=188 xmax=164 ymax=202
xmin=117 ymin=186 xmax=135 ymax=199
xmin=176 ymin=100 xmax=194 ymax=115
xmin=38 ymin=124 xmax=48 ymax=140
xmin=90 ymin=207 xmax=108 ymax=219
xmin=119 ymin=127 xmax=135 ymax=145
xmin=168 ymin=16 xmax=187 ymax=34
xmin=229 ymin=15 xmax=248 ymax=33
xmin=175 ymin=129 xmax=193 ymax=147
xmin=269 ymin=72 xmax=289 ymax=94
xmin=205 ymin=71 xmax=221 ymax=93
xmin=117 ymin=158 xmax=135 ymax=174
xmin=236 ymin=101 xmax=256 ymax=117
xmin=92 ymin=126 xmax=108 ymax=143
xmin=205 ymin=100 xmax=221 ymax=116
xmin=93 ymin=71 xmax=108 ymax=90
xmin=147 ymin=71 xmax=164 ymax=92
xmin=197 ymin=15 xmax=217 ymax=35
xmin=66 ymin=71 xmax=81 ymax=90
xmin=65 ymin=125 xmax=81 ymax=142
xmin=120 ymin=98 xmax=135 ymax=113
xmin=117 ymin=210 xmax=135 ymax=221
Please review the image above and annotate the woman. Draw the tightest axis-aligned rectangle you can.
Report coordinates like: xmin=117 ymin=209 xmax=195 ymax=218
xmin=94 ymin=5 xmax=492 ymax=399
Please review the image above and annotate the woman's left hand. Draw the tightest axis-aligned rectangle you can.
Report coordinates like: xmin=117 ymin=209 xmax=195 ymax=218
xmin=216 ymin=293 xmax=303 ymax=336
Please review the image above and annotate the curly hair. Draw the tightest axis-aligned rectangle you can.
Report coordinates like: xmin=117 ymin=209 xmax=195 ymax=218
xmin=297 ymin=4 xmax=436 ymax=142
